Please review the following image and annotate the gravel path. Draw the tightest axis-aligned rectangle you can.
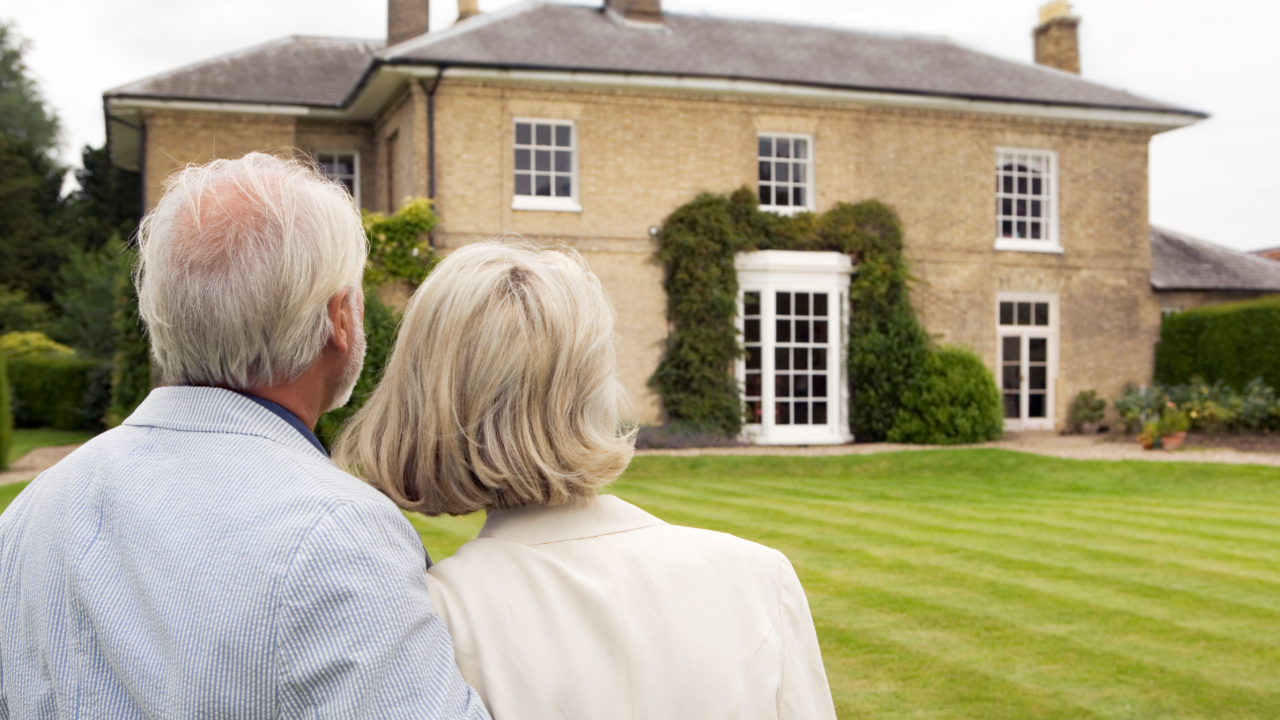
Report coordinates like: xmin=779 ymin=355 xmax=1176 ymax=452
xmin=637 ymin=433 xmax=1280 ymax=467
xmin=0 ymin=444 xmax=83 ymax=486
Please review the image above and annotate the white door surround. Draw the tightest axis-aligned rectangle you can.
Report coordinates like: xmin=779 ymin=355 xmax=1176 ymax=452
xmin=996 ymin=292 xmax=1059 ymax=431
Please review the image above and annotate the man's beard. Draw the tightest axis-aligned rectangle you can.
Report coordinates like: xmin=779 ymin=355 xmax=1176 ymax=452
xmin=326 ymin=319 xmax=367 ymax=412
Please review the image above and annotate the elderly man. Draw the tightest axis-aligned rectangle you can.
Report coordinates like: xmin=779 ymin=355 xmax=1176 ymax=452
xmin=0 ymin=154 xmax=489 ymax=719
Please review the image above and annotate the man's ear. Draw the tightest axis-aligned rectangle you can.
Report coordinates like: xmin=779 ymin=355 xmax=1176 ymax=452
xmin=327 ymin=288 xmax=352 ymax=354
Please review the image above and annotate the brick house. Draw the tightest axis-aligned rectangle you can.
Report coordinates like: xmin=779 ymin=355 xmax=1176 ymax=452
xmin=104 ymin=0 xmax=1206 ymax=439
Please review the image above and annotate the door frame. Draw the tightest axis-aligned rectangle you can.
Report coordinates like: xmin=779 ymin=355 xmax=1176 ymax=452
xmin=996 ymin=291 xmax=1059 ymax=432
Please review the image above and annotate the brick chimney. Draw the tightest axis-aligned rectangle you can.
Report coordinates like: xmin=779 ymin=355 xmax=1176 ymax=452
xmin=604 ymin=0 xmax=663 ymax=26
xmin=457 ymin=0 xmax=480 ymax=21
xmin=388 ymin=0 xmax=430 ymax=47
xmin=1033 ymin=0 xmax=1081 ymax=74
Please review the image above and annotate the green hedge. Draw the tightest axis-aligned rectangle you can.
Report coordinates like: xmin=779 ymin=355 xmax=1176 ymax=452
xmin=0 ymin=356 xmax=11 ymax=468
xmin=887 ymin=346 xmax=1003 ymax=445
xmin=9 ymin=356 xmax=113 ymax=430
xmin=1155 ymin=296 xmax=1280 ymax=390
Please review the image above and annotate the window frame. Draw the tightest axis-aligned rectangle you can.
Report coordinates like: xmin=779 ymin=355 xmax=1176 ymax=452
xmin=511 ymin=117 xmax=582 ymax=213
xmin=315 ymin=150 xmax=360 ymax=207
xmin=995 ymin=291 xmax=1060 ymax=432
xmin=994 ymin=147 xmax=1062 ymax=254
xmin=734 ymin=250 xmax=853 ymax=445
xmin=756 ymin=132 xmax=815 ymax=215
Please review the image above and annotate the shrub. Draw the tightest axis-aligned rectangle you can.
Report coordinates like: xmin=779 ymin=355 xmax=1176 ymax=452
xmin=1158 ymin=407 xmax=1191 ymax=435
xmin=0 ymin=285 xmax=49 ymax=335
xmin=848 ymin=306 xmax=930 ymax=441
xmin=0 ymin=355 xmax=11 ymax=469
xmin=8 ymin=356 xmax=112 ymax=430
xmin=1155 ymin=296 xmax=1280 ymax=390
xmin=1068 ymin=389 xmax=1106 ymax=433
xmin=887 ymin=346 xmax=1003 ymax=445
xmin=1238 ymin=378 xmax=1280 ymax=431
xmin=0 ymin=331 xmax=74 ymax=360
xmin=107 ymin=242 xmax=150 ymax=427
xmin=1113 ymin=384 xmax=1167 ymax=434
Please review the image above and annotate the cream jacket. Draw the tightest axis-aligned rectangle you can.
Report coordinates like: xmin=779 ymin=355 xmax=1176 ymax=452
xmin=425 ymin=494 xmax=836 ymax=720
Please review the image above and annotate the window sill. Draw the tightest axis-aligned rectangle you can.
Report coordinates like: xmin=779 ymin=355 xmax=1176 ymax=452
xmin=994 ymin=239 xmax=1064 ymax=254
xmin=760 ymin=205 xmax=815 ymax=216
xmin=511 ymin=196 xmax=582 ymax=213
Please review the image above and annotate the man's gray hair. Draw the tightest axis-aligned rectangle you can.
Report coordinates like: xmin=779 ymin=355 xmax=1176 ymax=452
xmin=136 ymin=152 xmax=367 ymax=389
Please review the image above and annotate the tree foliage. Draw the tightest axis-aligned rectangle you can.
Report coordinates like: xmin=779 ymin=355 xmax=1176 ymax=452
xmin=887 ymin=346 xmax=1003 ymax=445
xmin=0 ymin=21 xmax=59 ymax=155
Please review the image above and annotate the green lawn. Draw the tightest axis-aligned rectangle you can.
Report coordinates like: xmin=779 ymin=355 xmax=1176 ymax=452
xmin=3 ymin=449 xmax=1278 ymax=718
xmin=8 ymin=428 xmax=98 ymax=465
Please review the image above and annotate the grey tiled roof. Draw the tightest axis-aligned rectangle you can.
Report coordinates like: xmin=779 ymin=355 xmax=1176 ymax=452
xmin=1151 ymin=226 xmax=1280 ymax=292
xmin=106 ymin=36 xmax=383 ymax=107
xmin=385 ymin=1 xmax=1200 ymax=114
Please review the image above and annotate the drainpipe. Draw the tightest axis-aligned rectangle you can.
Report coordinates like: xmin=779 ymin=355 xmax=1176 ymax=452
xmin=419 ymin=70 xmax=444 ymax=247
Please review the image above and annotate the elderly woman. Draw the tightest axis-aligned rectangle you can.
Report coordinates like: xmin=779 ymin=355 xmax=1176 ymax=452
xmin=335 ymin=242 xmax=835 ymax=720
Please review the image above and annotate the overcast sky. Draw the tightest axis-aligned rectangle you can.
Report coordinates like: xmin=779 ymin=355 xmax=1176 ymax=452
xmin=6 ymin=0 xmax=1278 ymax=251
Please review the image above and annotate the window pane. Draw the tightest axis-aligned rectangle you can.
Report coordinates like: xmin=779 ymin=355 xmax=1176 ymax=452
xmin=555 ymin=124 xmax=571 ymax=147
xmin=1004 ymin=394 xmax=1020 ymax=419
xmin=1032 ymin=177 xmax=1042 ymax=195
xmin=777 ymin=139 xmax=791 ymax=159
xmin=337 ymin=157 xmax=355 ymax=175
xmin=744 ymin=292 xmax=760 ymax=316
xmin=776 ymin=401 xmax=790 ymax=425
xmin=1017 ymin=302 xmax=1031 ymax=325
xmin=1018 ymin=176 xmax=1027 ymax=194
xmin=514 ymin=174 xmax=531 ymax=195
xmin=813 ymin=374 xmax=827 ymax=398
xmin=555 ymin=151 xmax=571 ymax=173
xmin=1002 ymin=220 xmax=1013 ymax=238
xmin=1029 ymin=337 xmax=1047 ymax=362
xmin=775 ymin=162 xmax=789 ymax=183
xmin=813 ymin=293 xmax=828 ymax=317
xmin=775 ymin=374 xmax=790 ymax=398
xmin=812 ymin=347 xmax=827 ymax=371
xmin=795 ymin=320 xmax=810 ymax=343
xmin=813 ymin=401 xmax=827 ymax=424
xmin=746 ymin=372 xmax=761 ymax=396
xmin=555 ymin=176 xmax=571 ymax=198
xmin=746 ymin=346 xmax=761 ymax=370
xmin=535 ymin=150 xmax=551 ymax=172
xmin=1016 ymin=199 xmax=1026 ymax=217
xmin=515 ymin=149 xmax=531 ymax=170
xmin=793 ymin=186 xmax=805 ymax=208
xmin=1002 ymin=175 xmax=1013 ymax=193
xmin=515 ymin=123 xmax=531 ymax=145
xmin=795 ymin=293 xmax=809 ymax=316
xmin=1002 ymin=336 xmax=1020 ymax=361
xmin=793 ymin=347 xmax=808 ymax=371
xmin=794 ymin=138 xmax=807 ymax=159
xmin=1002 ymin=198 xmax=1012 ymax=216
xmin=1016 ymin=221 xmax=1026 ymax=238
xmin=1030 ymin=200 xmax=1041 ymax=218
xmin=792 ymin=163 xmax=804 ymax=183
xmin=1030 ymin=222 xmax=1042 ymax=239
xmin=775 ymin=347 xmax=790 ymax=371
xmin=535 ymin=124 xmax=551 ymax=145
xmin=747 ymin=400 xmax=762 ymax=423
xmin=1029 ymin=393 xmax=1046 ymax=418
xmin=759 ymin=185 xmax=772 ymax=205
xmin=776 ymin=292 xmax=791 ymax=315
xmin=745 ymin=318 xmax=760 ymax=343
xmin=775 ymin=186 xmax=790 ymax=206
xmin=1029 ymin=366 xmax=1047 ymax=390
xmin=759 ymin=161 xmax=771 ymax=181
xmin=794 ymin=402 xmax=809 ymax=424
xmin=758 ymin=137 xmax=772 ymax=157
xmin=1002 ymin=365 xmax=1020 ymax=390
xmin=535 ymin=175 xmax=551 ymax=196
xmin=1034 ymin=303 xmax=1049 ymax=326
xmin=813 ymin=320 xmax=828 ymax=344
xmin=794 ymin=374 xmax=809 ymax=398
xmin=319 ymin=158 xmax=335 ymax=176
xmin=999 ymin=302 xmax=1014 ymax=325
xmin=776 ymin=319 xmax=791 ymax=342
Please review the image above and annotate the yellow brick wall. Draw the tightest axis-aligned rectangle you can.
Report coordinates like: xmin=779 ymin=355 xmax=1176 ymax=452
xmin=295 ymin=119 xmax=378 ymax=210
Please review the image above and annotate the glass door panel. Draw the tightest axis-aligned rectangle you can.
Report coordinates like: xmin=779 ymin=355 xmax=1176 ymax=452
xmin=1001 ymin=336 xmax=1020 ymax=419
xmin=1028 ymin=337 xmax=1048 ymax=419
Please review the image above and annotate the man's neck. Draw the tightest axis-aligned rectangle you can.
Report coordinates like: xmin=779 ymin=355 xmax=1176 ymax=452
xmin=238 ymin=363 xmax=333 ymax=430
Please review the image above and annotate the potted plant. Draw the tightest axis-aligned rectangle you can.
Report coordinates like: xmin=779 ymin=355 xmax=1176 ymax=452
xmin=1137 ymin=420 xmax=1162 ymax=450
xmin=1158 ymin=405 xmax=1191 ymax=451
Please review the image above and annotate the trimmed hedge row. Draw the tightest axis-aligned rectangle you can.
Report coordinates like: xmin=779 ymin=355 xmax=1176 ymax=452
xmin=1155 ymin=296 xmax=1280 ymax=390
xmin=0 ymin=356 xmax=11 ymax=469
xmin=9 ymin=356 xmax=112 ymax=431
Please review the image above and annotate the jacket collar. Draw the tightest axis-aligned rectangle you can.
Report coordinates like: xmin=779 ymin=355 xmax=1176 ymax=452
xmin=123 ymin=386 xmax=329 ymax=461
xmin=478 ymin=494 xmax=666 ymax=546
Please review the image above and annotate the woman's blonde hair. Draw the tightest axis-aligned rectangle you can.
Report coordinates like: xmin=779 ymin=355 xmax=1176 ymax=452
xmin=333 ymin=241 xmax=635 ymax=516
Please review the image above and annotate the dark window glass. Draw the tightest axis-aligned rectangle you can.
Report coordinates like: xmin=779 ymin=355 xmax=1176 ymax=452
xmin=759 ymin=186 xmax=772 ymax=205
xmin=746 ymin=372 xmax=761 ymax=396
xmin=555 ymin=125 xmax=571 ymax=147
xmin=1002 ymin=175 xmax=1013 ymax=193
xmin=1002 ymin=220 xmax=1013 ymax=237
xmin=775 ymin=375 xmax=790 ymax=398
xmin=813 ymin=320 xmax=828 ymax=344
xmin=1030 ymin=200 xmax=1041 ymax=218
xmin=759 ymin=137 xmax=772 ymax=157
xmin=555 ymin=151 xmax=571 ymax=173
xmin=1016 ymin=221 xmax=1026 ymax=238
xmin=1029 ymin=393 xmax=1046 ymax=418
xmin=776 ymin=320 xmax=791 ymax=342
xmin=792 ymin=163 xmax=804 ymax=183
xmin=813 ymin=402 xmax=827 ymax=424
xmin=1000 ymin=302 xmax=1014 ymax=325
xmin=793 ymin=186 xmax=805 ymax=207
xmin=794 ymin=402 xmax=809 ymax=424
xmin=1029 ymin=366 xmax=1047 ymax=390
xmin=775 ymin=186 xmax=790 ymax=206
xmin=1002 ymin=198 xmax=1012 ymax=215
xmin=337 ymin=157 xmax=354 ymax=175
xmin=555 ymin=177 xmax=571 ymax=198
xmin=794 ymin=139 xmax=807 ymax=159
xmin=775 ymin=347 xmax=790 ymax=371
xmin=746 ymin=346 xmax=761 ymax=370
xmin=759 ymin=161 xmax=771 ymax=181
xmin=515 ymin=149 xmax=531 ymax=171
xmin=777 ymin=140 xmax=791 ymax=159
xmin=1031 ymin=222 xmax=1042 ymax=239
xmin=812 ymin=348 xmax=827 ymax=371
xmin=744 ymin=292 xmax=760 ymax=316
xmin=1029 ymin=337 xmax=1047 ymax=362
xmin=776 ymin=401 xmax=790 ymax=425
xmin=813 ymin=375 xmax=827 ymax=398
xmin=535 ymin=150 xmax=551 ymax=172
xmin=1017 ymin=176 xmax=1027 ymax=194
xmin=745 ymin=319 xmax=760 ymax=343
xmin=795 ymin=293 xmax=810 ymax=316
xmin=776 ymin=162 xmax=789 ymax=183
xmin=1017 ymin=302 xmax=1031 ymax=325
xmin=515 ymin=123 xmax=531 ymax=145
xmin=515 ymin=174 xmax=531 ymax=195
xmin=535 ymin=124 xmax=551 ymax=145
xmin=535 ymin=175 xmax=551 ymax=197
xmin=1002 ymin=366 xmax=1020 ymax=390
xmin=776 ymin=292 xmax=791 ymax=315
xmin=794 ymin=374 xmax=809 ymax=398
xmin=793 ymin=347 xmax=808 ymax=371
xmin=813 ymin=293 xmax=828 ymax=317
xmin=1016 ymin=199 xmax=1026 ymax=217
xmin=1034 ymin=303 xmax=1049 ymax=326
xmin=747 ymin=400 xmax=762 ymax=423
xmin=1004 ymin=394 xmax=1020 ymax=418
xmin=1032 ymin=177 xmax=1042 ymax=195
xmin=1002 ymin=336 xmax=1020 ymax=361
xmin=795 ymin=320 xmax=810 ymax=343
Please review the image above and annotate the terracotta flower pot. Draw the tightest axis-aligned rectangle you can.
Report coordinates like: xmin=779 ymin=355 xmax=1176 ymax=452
xmin=1161 ymin=431 xmax=1187 ymax=452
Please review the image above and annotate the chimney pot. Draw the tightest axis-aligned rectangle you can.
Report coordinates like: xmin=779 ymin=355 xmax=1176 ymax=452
xmin=457 ymin=0 xmax=480 ymax=21
xmin=388 ymin=0 xmax=430 ymax=47
xmin=1033 ymin=0 xmax=1081 ymax=75
xmin=604 ymin=0 xmax=663 ymax=26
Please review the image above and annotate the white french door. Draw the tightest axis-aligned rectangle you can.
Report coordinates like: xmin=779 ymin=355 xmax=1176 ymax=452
xmin=997 ymin=294 xmax=1058 ymax=431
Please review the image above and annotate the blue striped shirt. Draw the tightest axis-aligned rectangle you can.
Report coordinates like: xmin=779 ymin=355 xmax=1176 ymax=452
xmin=0 ymin=386 xmax=489 ymax=719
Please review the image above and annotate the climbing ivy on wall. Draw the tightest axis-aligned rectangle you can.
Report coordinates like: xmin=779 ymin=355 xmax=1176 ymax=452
xmin=648 ymin=187 xmax=930 ymax=440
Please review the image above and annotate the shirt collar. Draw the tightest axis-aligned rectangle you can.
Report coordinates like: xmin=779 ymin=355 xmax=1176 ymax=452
xmin=125 ymin=386 xmax=328 ymax=460
xmin=228 ymin=391 xmax=328 ymax=457
xmin=477 ymin=494 xmax=667 ymax=546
